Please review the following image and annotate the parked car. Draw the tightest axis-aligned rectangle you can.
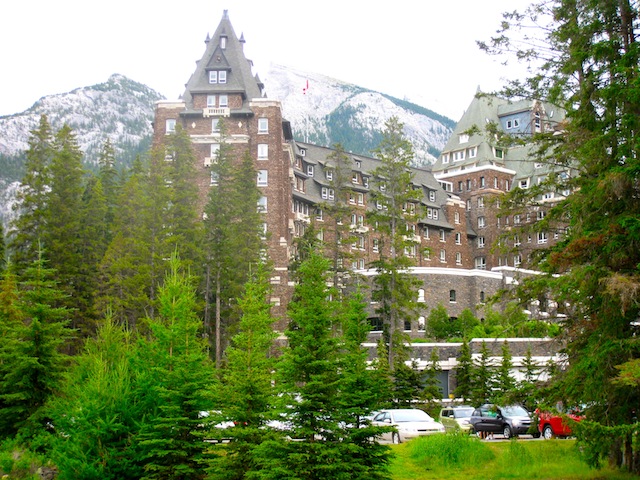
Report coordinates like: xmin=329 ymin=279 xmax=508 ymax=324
xmin=536 ymin=407 xmax=584 ymax=439
xmin=372 ymin=408 xmax=445 ymax=443
xmin=439 ymin=406 xmax=475 ymax=433
xmin=470 ymin=404 xmax=535 ymax=439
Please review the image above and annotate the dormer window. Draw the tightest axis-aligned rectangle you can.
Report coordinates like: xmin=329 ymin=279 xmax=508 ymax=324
xmin=355 ymin=160 xmax=361 ymax=168
xmin=219 ymin=70 xmax=227 ymax=84
xmin=220 ymin=36 xmax=227 ymax=49
xmin=326 ymin=169 xmax=333 ymax=181
xmin=307 ymin=165 xmax=314 ymax=177
xmin=459 ymin=134 xmax=469 ymax=143
xmin=209 ymin=71 xmax=218 ymax=84
xmin=300 ymin=148 xmax=306 ymax=157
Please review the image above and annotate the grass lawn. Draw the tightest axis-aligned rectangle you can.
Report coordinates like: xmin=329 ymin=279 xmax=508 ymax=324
xmin=388 ymin=435 xmax=638 ymax=480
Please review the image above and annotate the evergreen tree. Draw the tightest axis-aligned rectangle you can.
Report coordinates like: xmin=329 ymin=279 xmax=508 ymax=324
xmin=208 ymin=263 xmax=277 ymax=480
xmin=97 ymin=165 xmax=153 ymax=328
xmin=0 ymin=249 xmax=70 ymax=438
xmin=317 ymin=143 xmax=360 ymax=292
xmin=422 ymin=348 xmax=443 ymax=409
xmin=0 ymin=221 xmax=5 ymax=275
xmin=425 ymin=304 xmax=454 ymax=340
xmin=495 ymin=341 xmax=516 ymax=403
xmin=454 ymin=339 xmax=473 ymax=401
xmin=470 ymin=341 xmax=494 ymax=406
xmin=203 ymin=139 xmax=264 ymax=366
xmin=47 ymin=316 xmax=144 ymax=479
xmin=97 ymin=138 xmax=120 ymax=244
xmin=393 ymin=360 xmax=423 ymax=407
xmin=135 ymin=253 xmax=216 ymax=479
xmin=368 ymin=116 xmax=423 ymax=371
xmin=256 ymin=253 xmax=391 ymax=479
xmin=9 ymin=114 xmax=53 ymax=271
xmin=482 ymin=0 xmax=640 ymax=469
xmin=42 ymin=124 xmax=88 ymax=341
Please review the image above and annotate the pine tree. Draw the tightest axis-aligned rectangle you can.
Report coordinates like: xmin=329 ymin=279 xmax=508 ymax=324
xmin=422 ymin=348 xmax=443 ymax=408
xmin=495 ymin=341 xmax=516 ymax=403
xmin=47 ymin=316 xmax=144 ymax=479
xmin=9 ymin=114 xmax=53 ymax=271
xmin=470 ymin=341 xmax=494 ymax=406
xmin=482 ymin=0 xmax=640 ymax=469
xmin=0 ymin=249 xmax=70 ymax=438
xmin=135 ymin=253 xmax=216 ymax=479
xmin=203 ymin=139 xmax=264 ymax=366
xmin=368 ymin=117 xmax=423 ymax=370
xmin=42 ymin=124 xmax=88 ymax=341
xmin=255 ymin=253 xmax=393 ymax=479
xmin=208 ymin=263 xmax=277 ymax=480
xmin=454 ymin=339 xmax=473 ymax=402
xmin=97 ymin=138 xmax=119 ymax=244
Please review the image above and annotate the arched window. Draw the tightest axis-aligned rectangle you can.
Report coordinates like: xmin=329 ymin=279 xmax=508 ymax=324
xmin=449 ymin=289 xmax=456 ymax=303
xmin=418 ymin=288 xmax=425 ymax=302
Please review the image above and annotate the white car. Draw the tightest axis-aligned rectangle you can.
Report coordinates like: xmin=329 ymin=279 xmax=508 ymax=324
xmin=372 ymin=408 xmax=445 ymax=443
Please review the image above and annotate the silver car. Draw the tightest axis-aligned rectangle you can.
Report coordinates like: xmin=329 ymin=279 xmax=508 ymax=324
xmin=372 ymin=408 xmax=445 ymax=443
xmin=439 ymin=406 xmax=474 ymax=433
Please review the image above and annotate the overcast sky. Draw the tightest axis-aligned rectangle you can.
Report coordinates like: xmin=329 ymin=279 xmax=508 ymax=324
xmin=1 ymin=0 xmax=532 ymax=120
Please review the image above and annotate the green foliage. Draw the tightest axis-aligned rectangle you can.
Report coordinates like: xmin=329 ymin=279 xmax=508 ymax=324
xmin=46 ymin=316 xmax=144 ymax=479
xmin=421 ymin=348 xmax=443 ymax=407
xmin=134 ymin=254 xmax=216 ymax=480
xmin=208 ymin=263 xmax=277 ymax=480
xmin=0 ymin=251 xmax=71 ymax=439
xmin=454 ymin=340 xmax=473 ymax=401
xmin=470 ymin=341 xmax=494 ymax=406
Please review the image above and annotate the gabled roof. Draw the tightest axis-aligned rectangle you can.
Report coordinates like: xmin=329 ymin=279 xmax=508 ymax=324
xmin=182 ymin=10 xmax=263 ymax=111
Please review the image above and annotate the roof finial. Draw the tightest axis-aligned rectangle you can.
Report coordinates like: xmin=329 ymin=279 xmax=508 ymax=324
xmin=205 ymin=33 xmax=210 ymax=44
xmin=223 ymin=9 xmax=229 ymax=19
xmin=240 ymin=32 xmax=246 ymax=43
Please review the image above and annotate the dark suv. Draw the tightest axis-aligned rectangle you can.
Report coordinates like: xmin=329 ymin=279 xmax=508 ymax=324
xmin=470 ymin=404 xmax=535 ymax=439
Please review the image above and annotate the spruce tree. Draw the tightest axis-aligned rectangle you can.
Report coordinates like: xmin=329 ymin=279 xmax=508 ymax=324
xmin=9 ymin=114 xmax=53 ymax=272
xmin=422 ymin=348 xmax=443 ymax=408
xmin=0 ymin=221 xmax=5 ymax=275
xmin=454 ymin=339 xmax=473 ymax=402
xmin=368 ymin=117 xmax=423 ymax=370
xmin=135 ymin=253 xmax=216 ymax=480
xmin=470 ymin=341 xmax=494 ymax=406
xmin=495 ymin=341 xmax=516 ymax=403
xmin=97 ymin=138 xmax=120 ymax=244
xmin=0 ymin=249 xmax=70 ymax=439
xmin=208 ymin=263 xmax=277 ymax=480
xmin=47 ymin=316 xmax=144 ymax=479
xmin=42 ymin=124 xmax=88 ymax=341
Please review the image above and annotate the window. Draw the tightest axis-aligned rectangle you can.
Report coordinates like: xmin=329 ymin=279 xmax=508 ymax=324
xmin=418 ymin=289 xmax=425 ymax=302
xmin=210 ymin=143 xmax=220 ymax=159
xmin=478 ymin=196 xmax=484 ymax=208
xmin=357 ymin=193 xmax=364 ymax=205
xmin=458 ymin=181 xmax=463 ymax=192
xmin=218 ymin=70 xmax=227 ymax=83
xmin=212 ymin=118 xmax=221 ymax=132
xmin=307 ymin=165 xmax=314 ymax=177
xmin=442 ymin=153 xmax=450 ymax=163
xmin=326 ymin=169 xmax=333 ymax=181
xmin=538 ymin=232 xmax=548 ymax=244
xmin=480 ymin=291 xmax=485 ymax=303
xmin=480 ymin=176 xmax=485 ymax=188
xmin=429 ymin=190 xmax=436 ymax=202
xmin=209 ymin=71 xmax=218 ymax=84
xmin=405 ymin=245 xmax=416 ymax=257
xmin=537 ymin=210 xmax=546 ymax=220
xmin=439 ymin=229 xmax=446 ymax=242
xmin=449 ymin=290 xmax=457 ymax=302
xmin=418 ymin=316 xmax=425 ymax=331
xmin=423 ymin=226 xmax=430 ymax=239
xmin=514 ymin=235 xmax=521 ymax=246
xmin=456 ymin=252 xmax=462 ymax=265
xmin=453 ymin=150 xmax=465 ymax=161
xmin=514 ymin=254 xmax=522 ymax=267
xmin=220 ymin=36 xmax=227 ymax=49
xmin=257 ymin=144 xmax=268 ymax=159
xmin=477 ymin=236 xmax=485 ymax=248
xmin=257 ymin=170 xmax=268 ymax=186
xmin=466 ymin=199 xmax=471 ymax=211
xmin=363 ymin=177 xmax=369 ymax=188
xmin=321 ymin=187 xmax=328 ymax=199
xmin=219 ymin=95 xmax=228 ymax=107
xmin=257 ymin=196 xmax=267 ymax=212
xmin=316 ymin=208 xmax=323 ymax=221
xmin=440 ymin=249 xmax=446 ymax=262
xmin=467 ymin=179 xmax=472 ymax=190
xmin=478 ymin=216 xmax=485 ymax=228
xmin=514 ymin=214 xmax=521 ymax=225
xmin=352 ymin=172 xmax=359 ymax=184
xmin=495 ymin=148 xmax=504 ymax=159
xmin=519 ymin=178 xmax=530 ymax=189
xmin=475 ymin=257 xmax=486 ymax=270
xmin=210 ymin=170 xmax=218 ymax=186
xmin=258 ymin=118 xmax=268 ymax=133
xmin=355 ymin=160 xmax=361 ymax=168
xmin=207 ymin=95 xmax=216 ymax=107
xmin=165 ymin=118 xmax=176 ymax=134
xmin=455 ymin=232 xmax=461 ymax=244
xmin=468 ymin=146 xmax=477 ymax=158
xmin=454 ymin=211 xmax=460 ymax=224
xmin=373 ymin=238 xmax=379 ymax=253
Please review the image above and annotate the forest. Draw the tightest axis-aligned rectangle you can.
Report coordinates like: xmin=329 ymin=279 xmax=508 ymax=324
xmin=2 ymin=0 xmax=640 ymax=477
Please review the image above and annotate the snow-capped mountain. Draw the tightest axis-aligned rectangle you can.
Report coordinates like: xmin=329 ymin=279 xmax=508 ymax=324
xmin=261 ymin=63 xmax=455 ymax=167
xmin=0 ymin=66 xmax=455 ymax=226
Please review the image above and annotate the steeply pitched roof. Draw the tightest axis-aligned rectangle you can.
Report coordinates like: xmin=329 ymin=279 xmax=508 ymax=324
xmin=182 ymin=10 xmax=263 ymax=112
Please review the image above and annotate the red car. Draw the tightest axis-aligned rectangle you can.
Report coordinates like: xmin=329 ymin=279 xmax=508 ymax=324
xmin=536 ymin=408 xmax=584 ymax=439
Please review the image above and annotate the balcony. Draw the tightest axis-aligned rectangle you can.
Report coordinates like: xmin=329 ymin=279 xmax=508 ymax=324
xmin=203 ymin=107 xmax=230 ymax=117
